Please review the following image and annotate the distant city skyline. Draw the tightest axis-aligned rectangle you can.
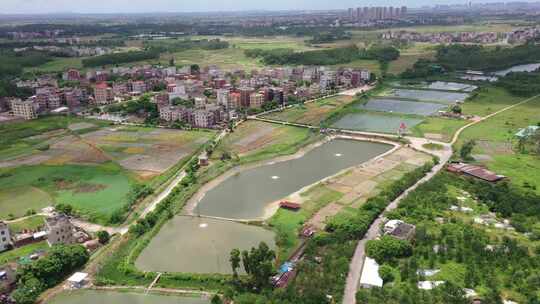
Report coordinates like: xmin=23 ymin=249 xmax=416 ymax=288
xmin=2 ymin=0 xmax=540 ymax=14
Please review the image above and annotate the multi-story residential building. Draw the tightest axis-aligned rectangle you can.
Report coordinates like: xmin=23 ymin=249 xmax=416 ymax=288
xmin=93 ymin=82 xmax=113 ymax=105
xmin=239 ymin=87 xmax=254 ymax=108
xmin=249 ymin=93 xmax=265 ymax=109
xmin=360 ymin=69 xmax=371 ymax=81
xmin=217 ymin=89 xmax=230 ymax=108
xmin=230 ymin=92 xmax=241 ymax=109
xmin=63 ymin=69 xmax=81 ymax=81
xmin=113 ymin=82 xmax=128 ymax=97
xmin=11 ymin=99 xmax=37 ymax=120
xmin=45 ymin=214 xmax=75 ymax=246
xmin=0 ymin=221 xmax=11 ymax=252
xmin=131 ymin=81 xmax=147 ymax=94
xmin=193 ymin=109 xmax=215 ymax=128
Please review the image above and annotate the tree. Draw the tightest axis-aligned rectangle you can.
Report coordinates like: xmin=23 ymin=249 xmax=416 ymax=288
xmin=451 ymin=105 xmax=462 ymax=114
xmin=97 ymin=230 xmax=110 ymax=244
xmin=366 ymin=236 xmax=413 ymax=264
xmin=441 ymin=282 xmax=468 ymax=304
xmin=239 ymin=242 xmax=276 ymax=290
xmin=378 ymin=264 xmax=395 ymax=284
xmin=230 ymin=248 xmax=241 ymax=279
xmin=460 ymin=140 xmax=476 ymax=161
xmin=55 ymin=203 xmax=74 ymax=216
xmin=211 ymin=295 xmax=223 ymax=304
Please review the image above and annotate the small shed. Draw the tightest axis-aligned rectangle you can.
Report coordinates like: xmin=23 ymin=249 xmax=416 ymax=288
xmin=67 ymin=272 xmax=88 ymax=289
xmin=359 ymin=257 xmax=383 ymax=288
xmin=279 ymin=201 xmax=301 ymax=210
xmin=198 ymin=152 xmax=209 ymax=166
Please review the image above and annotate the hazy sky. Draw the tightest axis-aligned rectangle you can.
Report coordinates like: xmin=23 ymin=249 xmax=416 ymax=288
xmin=1 ymin=0 xmax=537 ymax=14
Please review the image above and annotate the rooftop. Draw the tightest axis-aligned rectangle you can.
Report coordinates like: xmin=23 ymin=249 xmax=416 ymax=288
xmin=359 ymin=257 xmax=383 ymax=288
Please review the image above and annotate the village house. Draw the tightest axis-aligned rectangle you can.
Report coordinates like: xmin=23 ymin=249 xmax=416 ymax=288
xmin=384 ymin=219 xmax=416 ymax=241
xmin=10 ymin=99 xmax=38 ymax=120
xmin=447 ymin=162 xmax=506 ymax=183
xmin=0 ymin=222 xmax=11 ymax=252
xmin=45 ymin=214 xmax=75 ymax=246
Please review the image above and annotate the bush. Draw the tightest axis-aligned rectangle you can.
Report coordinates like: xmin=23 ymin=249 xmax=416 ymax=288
xmin=97 ymin=230 xmax=111 ymax=244
xmin=366 ymin=236 xmax=413 ymax=264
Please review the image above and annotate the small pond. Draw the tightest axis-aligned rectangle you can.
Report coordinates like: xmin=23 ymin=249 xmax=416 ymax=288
xmin=356 ymin=98 xmax=446 ymax=116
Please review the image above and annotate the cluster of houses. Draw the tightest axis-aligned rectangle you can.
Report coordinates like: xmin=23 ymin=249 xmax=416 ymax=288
xmin=13 ymin=45 xmax=113 ymax=57
xmin=359 ymin=219 xmax=416 ymax=289
xmin=381 ymin=26 xmax=540 ymax=44
xmin=0 ymin=214 xmax=101 ymax=296
xmin=1 ymin=64 xmax=373 ymax=129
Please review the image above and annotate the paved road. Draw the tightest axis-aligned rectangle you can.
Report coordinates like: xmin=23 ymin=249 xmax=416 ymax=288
xmin=341 ymin=93 xmax=540 ymax=304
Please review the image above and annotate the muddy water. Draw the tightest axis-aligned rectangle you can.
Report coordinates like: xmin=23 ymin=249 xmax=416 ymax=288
xmin=49 ymin=290 xmax=209 ymax=304
xmin=195 ymin=139 xmax=391 ymax=220
xmin=135 ymin=216 xmax=276 ymax=274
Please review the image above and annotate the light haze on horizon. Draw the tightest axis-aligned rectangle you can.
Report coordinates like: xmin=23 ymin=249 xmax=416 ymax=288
xmin=2 ymin=0 xmax=538 ymax=14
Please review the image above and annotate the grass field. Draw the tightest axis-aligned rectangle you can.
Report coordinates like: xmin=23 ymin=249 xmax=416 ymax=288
xmin=413 ymin=117 xmax=469 ymax=142
xmin=264 ymin=95 xmax=354 ymax=126
xmin=215 ymin=120 xmax=317 ymax=163
xmin=461 ymin=87 xmax=523 ymax=116
xmin=457 ymin=96 xmax=540 ymax=193
xmin=0 ymin=241 xmax=49 ymax=266
xmin=164 ymin=48 xmax=263 ymax=71
xmin=7 ymin=216 xmax=46 ymax=233
xmin=24 ymin=57 xmax=85 ymax=74
xmin=0 ymin=162 xmax=133 ymax=222
xmin=0 ymin=117 xmax=210 ymax=223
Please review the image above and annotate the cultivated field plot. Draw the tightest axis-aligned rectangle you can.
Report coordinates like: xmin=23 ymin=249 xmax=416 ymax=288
xmin=0 ymin=118 xmax=211 ymax=222
xmin=264 ymin=95 xmax=354 ymax=126
xmin=385 ymin=89 xmax=470 ymax=104
xmin=217 ymin=120 xmax=312 ymax=157
xmin=81 ymin=127 xmax=212 ymax=177
xmin=356 ymin=98 xmax=446 ymax=116
xmin=331 ymin=113 xmax=423 ymax=134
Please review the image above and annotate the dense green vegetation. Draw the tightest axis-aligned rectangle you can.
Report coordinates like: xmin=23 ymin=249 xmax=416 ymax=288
xmin=82 ymin=49 xmax=160 ymax=67
xmin=244 ymin=45 xmax=399 ymax=66
xmin=12 ymin=245 xmax=89 ymax=304
xmin=358 ymin=172 xmax=540 ymax=303
xmin=307 ymin=30 xmax=352 ymax=44
xmin=496 ymin=69 xmax=540 ymax=97
xmin=435 ymin=43 xmax=540 ymax=71
xmin=145 ymin=38 xmax=229 ymax=52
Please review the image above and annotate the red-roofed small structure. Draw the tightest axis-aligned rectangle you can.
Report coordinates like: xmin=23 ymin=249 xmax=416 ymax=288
xmin=447 ymin=162 xmax=506 ymax=182
xmin=279 ymin=201 xmax=301 ymax=210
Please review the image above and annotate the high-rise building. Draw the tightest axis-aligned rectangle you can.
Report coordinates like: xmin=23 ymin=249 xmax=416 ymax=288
xmin=239 ymin=87 xmax=254 ymax=108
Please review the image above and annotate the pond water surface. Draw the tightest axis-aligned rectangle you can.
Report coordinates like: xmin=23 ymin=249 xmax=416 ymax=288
xmin=357 ymin=98 xmax=446 ymax=116
xmin=387 ymin=89 xmax=469 ymax=104
xmin=136 ymin=216 xmax=276 ymax=274
xmin=494 ymin=63 xmax=540 ymax=76
xmin=195 ymin=139 xmax=391 ymax=220
xmin=331 ymin=113 xmax=423 ymax=134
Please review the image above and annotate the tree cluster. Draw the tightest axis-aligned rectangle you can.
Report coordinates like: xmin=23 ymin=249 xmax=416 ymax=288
xmin=12 ymin=245 xmax=89 ymax=304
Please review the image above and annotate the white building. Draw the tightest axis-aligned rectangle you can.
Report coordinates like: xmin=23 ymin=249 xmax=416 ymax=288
xmin=359 ymin=257 xmax=383 ymax=288
xmin=10 ymin=99 xmax=38 ymax=120
xmin=0 ymin=221 xmax=11 ymax=252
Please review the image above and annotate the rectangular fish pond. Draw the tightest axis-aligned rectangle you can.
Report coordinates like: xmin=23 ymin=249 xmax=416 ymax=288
xmin=331 ymin=113 xmax=423 ymax=134
xmin=386 ymin=89 xmax=469 ymax=104
xmin=49 ymin=290 xmax=210 ymax=304
xmin=136 ymin=216 xmax=276 ymax=274
xmin=356 ymin=98 xmax=446 ymax=116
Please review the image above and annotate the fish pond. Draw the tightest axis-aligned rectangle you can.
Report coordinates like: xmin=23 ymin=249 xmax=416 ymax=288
xmin=494 ymin=63 xmax=540 ymax=76
xmin=386 ymin=89 xmax=469 ymax=104
xmin=136 ymin=216 xmax=276 ymax=274
xmin=356 ymin=98 xmax=446 ymax=116
xmin=331 ymin=113 xmax=423 ymax=134
xmin=194 ymin=139 xmax=391 ymax=220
